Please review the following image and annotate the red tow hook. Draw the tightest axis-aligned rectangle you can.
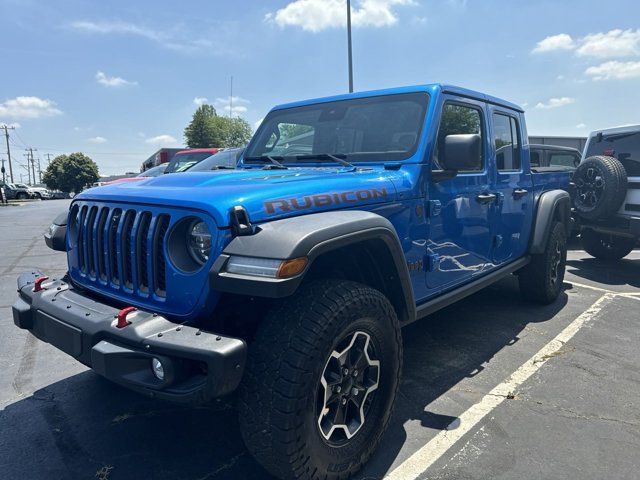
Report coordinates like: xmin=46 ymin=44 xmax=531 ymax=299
xmin=33 ymin=276 xmax=50 ymax=293
xmin=116 ymin=306 xmax=137 ymax=329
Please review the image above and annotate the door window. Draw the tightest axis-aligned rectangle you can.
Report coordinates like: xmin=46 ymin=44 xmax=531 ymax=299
xmin=493 ymin=113 xmax=521 ymax=171
xmin=434 ymin=103 xmax=484 ymax=171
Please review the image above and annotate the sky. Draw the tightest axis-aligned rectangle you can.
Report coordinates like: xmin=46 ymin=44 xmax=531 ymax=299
xmin=1 ymin=0 xmax=639 ymax=176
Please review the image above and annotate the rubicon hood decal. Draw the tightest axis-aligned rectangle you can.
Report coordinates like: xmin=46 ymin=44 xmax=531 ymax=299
xmin=264 ymin=188 xmax=389 ymax=214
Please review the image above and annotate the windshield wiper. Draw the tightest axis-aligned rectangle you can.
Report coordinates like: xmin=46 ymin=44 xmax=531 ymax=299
xmin=295 ymin=153 xmax=356 ymax=169
xmin=243 ymin=155 xmax=288 ymax=169
xmin=210 ymin=165 xmax=235 ymax=170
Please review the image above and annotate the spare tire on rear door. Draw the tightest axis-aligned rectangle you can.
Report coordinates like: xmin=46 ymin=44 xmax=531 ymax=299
xmin=573 ymin=155 xmax=627 ymax=221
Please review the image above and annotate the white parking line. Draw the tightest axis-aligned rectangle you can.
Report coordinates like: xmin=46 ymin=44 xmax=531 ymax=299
xmin=565 ymin=280 xmax=619 ymax=294
xmin=385 ymin=293 xmax=614 ymax=480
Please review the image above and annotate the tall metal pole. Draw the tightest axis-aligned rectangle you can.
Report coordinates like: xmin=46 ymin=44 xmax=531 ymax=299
xmin=2 ymin=125 xmax=15 ymax=183
xmin=229 ymin=75 xmax=234 ymax=118
xmin=347 ymin=0 xmax=354 ymax=93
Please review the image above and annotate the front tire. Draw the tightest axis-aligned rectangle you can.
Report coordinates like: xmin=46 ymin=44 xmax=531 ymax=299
xmin=581 ymin=229 xmax=636 ymax=260
xmin=519 ymin=222 xmax=567 ymax=304
xmin=238 ymin=279 xmax=402 ymax=480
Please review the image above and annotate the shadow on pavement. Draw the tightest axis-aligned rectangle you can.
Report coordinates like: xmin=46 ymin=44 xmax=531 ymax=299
xmin=566 ymin=255 xmax=640 ymax=289
xmin=0 ymin=276 xmax=568 ymax=480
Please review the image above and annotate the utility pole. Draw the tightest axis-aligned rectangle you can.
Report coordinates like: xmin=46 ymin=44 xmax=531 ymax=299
xmin=1 ymin=157 xmax=6 ymax=183
xmin=229 ymin=75 xmax=234 ymax=118
xmin=36 ymin=156 xmax=42 ymax=183
xmin=45 ymin=153 xmax=53 ymax=165
xmin=347 ymin=0 xmax=354 ymax=93
xmin=25 ymin=148 xmax=37 ymax=185
xmin=20 ymin=162 xmax=31 ymax=185
xmin=1 ymin=124 xmax=15 ymax=183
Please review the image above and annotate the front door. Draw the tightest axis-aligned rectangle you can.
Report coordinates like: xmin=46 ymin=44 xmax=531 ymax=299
xmin=426 ymin=98 xmax=493 ymax=289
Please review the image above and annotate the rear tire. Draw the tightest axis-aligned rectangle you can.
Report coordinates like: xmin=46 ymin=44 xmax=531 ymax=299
xmin=581 ymin=229 xmax=636 ymax=260
xmin=238 ymin=279 xmax=402 ymax=480
xmin=519 ymin=222 xmax=567 ymax=304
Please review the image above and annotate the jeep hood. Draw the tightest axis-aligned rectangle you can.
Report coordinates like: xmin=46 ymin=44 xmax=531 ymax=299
xmin=76 ymin=167 xmax=400 ymax=227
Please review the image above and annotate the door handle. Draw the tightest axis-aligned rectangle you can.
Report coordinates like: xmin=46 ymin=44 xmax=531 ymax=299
xmin=513 ymin=188 xmax=529 ymax=199
xmin=476 ymin=193 xmax=497 ymax=204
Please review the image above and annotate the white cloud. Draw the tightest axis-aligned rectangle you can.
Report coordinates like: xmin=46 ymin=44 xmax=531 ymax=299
xmin=266 ymin=0 xmax=416 ymax=33
xmin=193 ymin=96 xmax=209 ymax=106
xmin=96 ymin=71 xmax=137 ymax=87
xmin=0 ymin=96 xmax=62 ymax=119
xmin=556 ymin=74 xmax=565 ymax=80
xmin=577 ymin=29 xmax=640 ymax=58
xmin=145 ymin=134 xmax=178 ymax=146
xmin=576 ymin=123 xmax=587 ymax=129
xmin=532 ymin=34 xmax=575 ymax=53
xmin=585 ymin=60 xmax=640 ymax=81
xmin=214 ymin=96 xmax=250 ymax=116
xmin=70 ymin=20 xmax=223 ymax=55
xmin=533 ymin=29 xmax=640 ymax=59
xmin=534 ymin=97 xmax=575 ymax=110
xmin=87 ymin=136 xmax=107 ymax=144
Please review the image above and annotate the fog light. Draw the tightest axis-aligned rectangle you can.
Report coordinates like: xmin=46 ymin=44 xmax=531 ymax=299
xmin=151 ymin=357 xmax=165 ymax=380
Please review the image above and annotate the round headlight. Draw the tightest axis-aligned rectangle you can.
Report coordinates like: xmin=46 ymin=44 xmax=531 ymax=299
xmin=187 ymin=221 xmax=212 ymax=264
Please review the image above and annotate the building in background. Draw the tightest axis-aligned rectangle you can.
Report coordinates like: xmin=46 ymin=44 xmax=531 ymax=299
xmin=529 ymin=136 xmax=587 ymax=153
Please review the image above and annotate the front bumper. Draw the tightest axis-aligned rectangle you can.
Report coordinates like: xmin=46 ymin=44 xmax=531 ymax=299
xmin=12 ymin=271 xmax=247 ymax=403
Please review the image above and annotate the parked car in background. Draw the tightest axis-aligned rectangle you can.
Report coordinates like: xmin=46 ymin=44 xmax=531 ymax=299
xmin=27 ymin=185 xmax=52 ymax=199
xmin=187 ymin=148 xmax=244 ymax=171
xmin=0 ymin=182 xmax=32 ymax=199
xmin=164 ymin=148 xmax=220 ymax=173
xmin=103 ymin=164 xmax=168 ymax=185
xmin=530 ymin=144 xmax=582 ymax=170
xmin=572 ymin=124 xmax=640 ymax=260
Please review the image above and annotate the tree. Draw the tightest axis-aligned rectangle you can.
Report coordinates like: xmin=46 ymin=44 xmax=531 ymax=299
xmin=184 ymin=104 xmax=253 ymax=149
xmin=184 ymin=105 xmax=225 ymax=148
xmin=222 ymin=117 xmax=252 ymax=148
xmin=42 ymin=152 xmax=99 ymax=193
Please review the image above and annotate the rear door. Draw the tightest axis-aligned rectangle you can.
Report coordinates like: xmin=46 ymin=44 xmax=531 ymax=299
xmin=426 ymin=97 xmax=493 ymax=289
xmin=488 ymin=109 xmax=534 ymax=264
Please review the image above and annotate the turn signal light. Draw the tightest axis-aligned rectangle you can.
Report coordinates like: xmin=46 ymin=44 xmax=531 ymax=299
xmin=277 ymin=257 xmax=308 ymax=278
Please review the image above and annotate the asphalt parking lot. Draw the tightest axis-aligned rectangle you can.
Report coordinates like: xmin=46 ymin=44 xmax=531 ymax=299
xmin=1 ymin=200 xmax=639 ymax=480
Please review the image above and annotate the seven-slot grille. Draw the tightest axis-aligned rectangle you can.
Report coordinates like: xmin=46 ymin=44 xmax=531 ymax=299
xmin=70 ymin=204 xmax=170 ymax=298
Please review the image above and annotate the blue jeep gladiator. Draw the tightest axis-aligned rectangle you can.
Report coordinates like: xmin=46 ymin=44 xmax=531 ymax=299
xmin=14 ymin=84 xmax=571 ymax=480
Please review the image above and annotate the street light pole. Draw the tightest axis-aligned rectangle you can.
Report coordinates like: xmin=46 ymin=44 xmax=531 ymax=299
xmin=347 ymin=0 xmax=354 ymax=93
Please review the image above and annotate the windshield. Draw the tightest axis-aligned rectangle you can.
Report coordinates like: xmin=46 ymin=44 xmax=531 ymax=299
xmin=586 ymin=131 xmax=640 ymax=176
xmin=245 ymin=92 xmax=429 ymax=162
xmin=189 ymin=148 xmax=243 ymax=171
xmin=165 ymin=152 xmax=215 ymax=173
xmin=139 ymin=164 xmax=167 ymax=177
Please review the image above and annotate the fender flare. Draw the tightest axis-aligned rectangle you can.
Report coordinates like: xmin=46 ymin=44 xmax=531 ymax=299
xmin=529 ymin=190 xmax=571 ymax=254
xmin=44 ymin=210 xmax=69 ymax=252
xmin=210 ymin=210 xmax=416 ymax=322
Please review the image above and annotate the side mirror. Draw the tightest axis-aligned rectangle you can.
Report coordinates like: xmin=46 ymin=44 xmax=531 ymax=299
xmin=442 ymin=134 xmax=482 ymax=171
